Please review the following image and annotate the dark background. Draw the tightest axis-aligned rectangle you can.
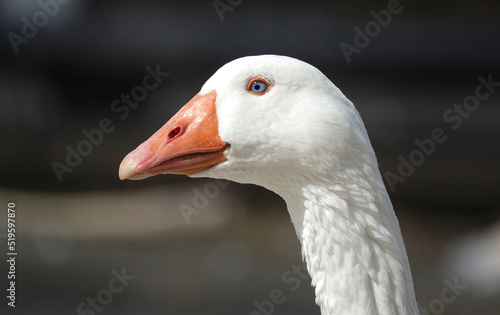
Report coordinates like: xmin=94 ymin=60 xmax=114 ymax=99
xmin=1 ymin=0 xmax=499 ymax=314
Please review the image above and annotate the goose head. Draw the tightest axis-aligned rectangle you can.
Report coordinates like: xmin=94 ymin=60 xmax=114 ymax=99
xmin=119 ymin=55 xmax=373 ymax=195
xmin=119 ymin=55 xmax=418 ymax=315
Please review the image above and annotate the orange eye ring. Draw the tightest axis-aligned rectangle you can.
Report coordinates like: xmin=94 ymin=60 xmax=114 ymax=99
xmin=246 ymin=77 xmax=271 ymax=95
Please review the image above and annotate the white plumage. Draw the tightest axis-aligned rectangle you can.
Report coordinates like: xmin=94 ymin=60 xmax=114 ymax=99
xmin=119 ymin=55 xmax=419 ymax=315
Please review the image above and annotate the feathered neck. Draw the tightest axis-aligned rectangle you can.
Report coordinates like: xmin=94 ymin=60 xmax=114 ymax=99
xmin=276 ymin=165 xmax=419 ymax=315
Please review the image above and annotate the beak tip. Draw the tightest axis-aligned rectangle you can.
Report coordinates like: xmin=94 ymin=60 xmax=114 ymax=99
xmin=118 ymin=171 xmax=129 ymax=181
xmin=119 ymin=153 xmax=138 ymax=180
xmin=118 ymin=165 xmax=133 ymax=180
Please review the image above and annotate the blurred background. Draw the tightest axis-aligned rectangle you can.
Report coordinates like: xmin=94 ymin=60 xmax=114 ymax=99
xmin=1 ymin=0 xmax=499 ymax=314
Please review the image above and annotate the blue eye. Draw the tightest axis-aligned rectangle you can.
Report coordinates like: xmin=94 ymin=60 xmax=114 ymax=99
xmin=247 ymin=78 xmax=269 ymax=95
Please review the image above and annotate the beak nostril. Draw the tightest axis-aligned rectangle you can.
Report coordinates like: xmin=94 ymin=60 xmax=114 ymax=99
xmin=167 ymin=126 xmax=183 ymax=143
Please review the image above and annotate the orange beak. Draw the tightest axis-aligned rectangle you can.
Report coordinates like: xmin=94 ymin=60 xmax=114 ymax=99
xmin=119 ymin=90 xmax=228 ymax=180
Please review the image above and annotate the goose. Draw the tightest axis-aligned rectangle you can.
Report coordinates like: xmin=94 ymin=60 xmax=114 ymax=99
xmin=119 ymin=55 xmax=419 ymax=315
